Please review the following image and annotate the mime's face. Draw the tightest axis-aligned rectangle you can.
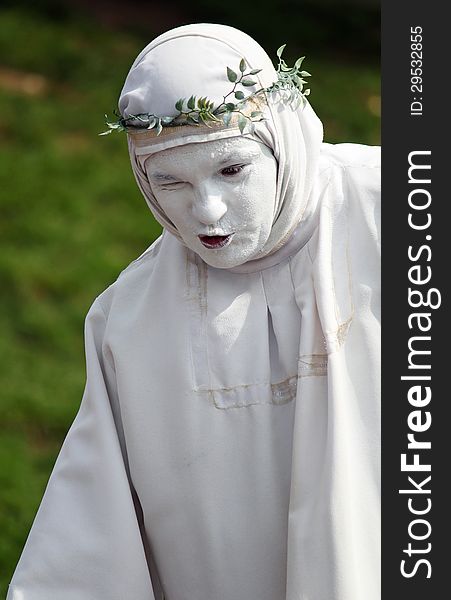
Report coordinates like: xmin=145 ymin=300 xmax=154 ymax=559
xmin=145 ymin=137 xmax=278 ymax=268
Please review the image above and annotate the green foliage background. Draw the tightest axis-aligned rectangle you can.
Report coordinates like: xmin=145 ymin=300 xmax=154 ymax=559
xmin=0 ymin=3 xmax=379 ymax=594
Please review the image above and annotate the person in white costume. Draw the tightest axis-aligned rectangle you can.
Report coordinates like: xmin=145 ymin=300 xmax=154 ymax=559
xmin=7 ymin=23 xmax=380 ymax=600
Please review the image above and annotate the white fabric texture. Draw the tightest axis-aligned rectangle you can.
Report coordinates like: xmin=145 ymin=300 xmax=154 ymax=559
xmin=7 ymin=24 xmax=381 ymax=600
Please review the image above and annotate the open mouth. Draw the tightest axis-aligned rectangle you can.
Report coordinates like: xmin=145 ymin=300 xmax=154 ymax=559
xmin=198 ymin=233 xmax=235 ymax=249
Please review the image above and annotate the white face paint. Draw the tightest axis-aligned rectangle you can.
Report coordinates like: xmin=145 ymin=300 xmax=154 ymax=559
xmin=145 ymin=137 xmax=278 ymax=268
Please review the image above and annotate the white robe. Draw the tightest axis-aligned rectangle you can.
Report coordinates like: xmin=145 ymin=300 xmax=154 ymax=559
xmin=7 ymin=143 xmax=380 ymax=600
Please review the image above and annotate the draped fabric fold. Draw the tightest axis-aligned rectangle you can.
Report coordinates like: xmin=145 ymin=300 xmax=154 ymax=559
xmin=287 ymin=151 xmax=380 ymax=600
xmin=7 ymin=301 xmax=158 ymax=600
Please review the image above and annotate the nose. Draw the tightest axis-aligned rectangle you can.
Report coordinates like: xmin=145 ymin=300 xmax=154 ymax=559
xmin=192 ymin=183 xmax=227 ymax=225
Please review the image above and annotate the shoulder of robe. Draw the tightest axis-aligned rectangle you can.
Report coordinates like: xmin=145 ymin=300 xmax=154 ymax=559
xmin=320 ymin=142 xmax=380 ymax=234
xmin=320 ymin=142 xmax=380 ymax=170
xmin=318 ymin=142 xmax=380 ymax=217
xmin=93 ymin=233 xmax=164 ymax=318
xmin=307 ymin=142 xmax=380 ymax=265
xmin=303 ymin=143 xmax=380 ymax=349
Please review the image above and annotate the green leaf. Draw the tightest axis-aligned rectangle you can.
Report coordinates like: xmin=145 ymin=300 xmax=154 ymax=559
xmin=295 ymin=76 xmax=304 ymax=88
xmin=241 ymin=79 xmax=256 ymax=87
xmin=249 ymin=68 xmax=262 ymax=75
xmin=155 ymin=120 xmax=163 ymax=135
xmin=146 ymin=116 xmax=157 ymax=129
xmin=175 ymin=98 xmax=184 ymax=111
xmin=235 ymin=91 xmax=245 ymax=100
xmin=99 ymin=129 xmax=113 ymax=136
xmin=161 ymin=116 xmax=174 ymax=125
xmin=223 ymin=112 xmax=232 ymax=126
xmin=199 ymin=112 xmax=212 ymax=127
xmin=239 ymin=58 xmax=246 ymax=72
xmin=238 ymin=114 xmax=248 ymax=134
xmin=294 ymin=57 xmax=305 ymax=69
xmin=276 ymin=44 xmax=286 ymax=58
xmin=227 ymin=67 xmax=237 ymax=82
xmin=206 ymin=111 xmax=220 ymax=122
xmin=226 ymin=102 xmax=236 ymax=111
xmin=300 ymin=71 xmax=311 ymax=77
xmin=187 ymin=95 xmax=196 ymax=110
xmin=250 ymin=111 xmax=262 ymax=118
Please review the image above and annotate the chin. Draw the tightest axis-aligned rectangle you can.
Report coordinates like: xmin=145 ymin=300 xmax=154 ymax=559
xmin=197 ymin=247 xmax=260 ymax=269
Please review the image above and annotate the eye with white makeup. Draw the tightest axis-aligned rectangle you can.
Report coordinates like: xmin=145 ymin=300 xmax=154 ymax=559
xmin=219 ymin=164 xmax=248 ymax=177
xmin=158 ymin=163 xmax=248 ymax=191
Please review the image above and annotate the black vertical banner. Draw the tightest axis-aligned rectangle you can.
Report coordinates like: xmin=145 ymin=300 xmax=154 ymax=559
xmin=382 ymin=1 xmax=448 ymax=598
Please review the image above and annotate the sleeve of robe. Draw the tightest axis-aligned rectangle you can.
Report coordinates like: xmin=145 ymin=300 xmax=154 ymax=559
xmin=7 ymin=296 xmax=156 ymax=600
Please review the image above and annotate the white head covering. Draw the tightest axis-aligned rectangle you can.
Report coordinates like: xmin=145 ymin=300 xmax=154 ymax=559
xmin=118 ymin=23 xmax=324 ymax=265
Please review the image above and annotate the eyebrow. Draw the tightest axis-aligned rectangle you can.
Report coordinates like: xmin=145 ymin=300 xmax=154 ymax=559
xmin=149 ymin=172 xmax=180 ymax=182
xmin=217 ymin=150 xmax=260 ymax=165
xmin=148 ymin=149 xmax=261 ymax=182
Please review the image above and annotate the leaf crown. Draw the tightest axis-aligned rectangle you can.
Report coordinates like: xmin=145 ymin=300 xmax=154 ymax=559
xmin=100 ymin=45 xmax=311 ymax=137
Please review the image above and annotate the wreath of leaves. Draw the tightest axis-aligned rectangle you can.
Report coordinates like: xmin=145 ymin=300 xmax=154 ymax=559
xmin=100 ymin=45 xmax=311 ymax=137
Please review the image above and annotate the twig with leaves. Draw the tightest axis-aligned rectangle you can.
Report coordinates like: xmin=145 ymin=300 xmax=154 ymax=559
xmin=100 ymin=45 xmax=311 ymax=136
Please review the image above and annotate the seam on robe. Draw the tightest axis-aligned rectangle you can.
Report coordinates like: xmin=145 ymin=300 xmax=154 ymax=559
xmin=310 ymin=165 xmax=355 ymax=354
xmin=185 ymin=250 xmax=211 ymax=391
xmin=329 ymin=167 xmax=355 ymax=350
xmin=196 ymin=375 xmax=298 ymax=409
xmin=298 ymin=353 xmax=328 ymax=377
xmin=185 ymin=248 xmax=302 ymax=409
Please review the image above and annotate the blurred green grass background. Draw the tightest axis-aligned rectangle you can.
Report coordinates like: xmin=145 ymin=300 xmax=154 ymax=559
xmin=0 ymin=2 xmax=379 ymax=594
